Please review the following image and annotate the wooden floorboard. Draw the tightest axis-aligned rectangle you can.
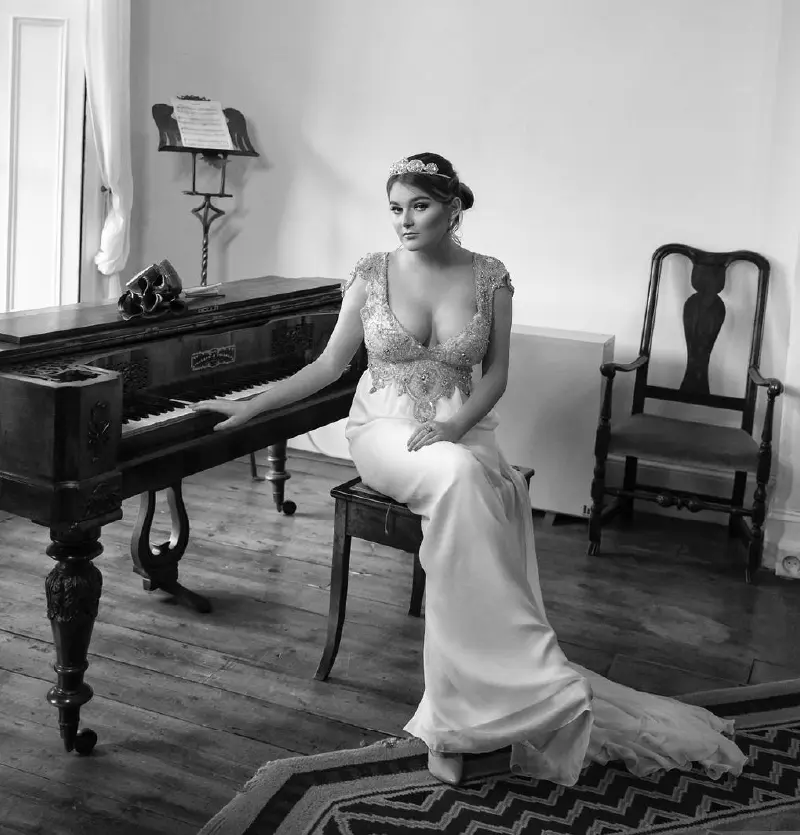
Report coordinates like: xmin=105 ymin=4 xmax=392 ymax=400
xmin=1 ymin=450 xmax=798 ymax=834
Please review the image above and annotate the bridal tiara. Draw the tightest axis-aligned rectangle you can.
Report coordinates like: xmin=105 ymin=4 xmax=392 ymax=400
xmin=388 ymin=157 xmax=451 ymax=178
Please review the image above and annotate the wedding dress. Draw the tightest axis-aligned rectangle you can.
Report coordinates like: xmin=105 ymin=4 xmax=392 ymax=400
xmin=342 ymin=251 xmax=746 ymax=785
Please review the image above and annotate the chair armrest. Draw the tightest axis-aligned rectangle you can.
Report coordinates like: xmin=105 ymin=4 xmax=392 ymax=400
xmin=600 ymin=355 xmax=648 ymax=378
xmin=749 ymin=366 xmax=784 ymax=397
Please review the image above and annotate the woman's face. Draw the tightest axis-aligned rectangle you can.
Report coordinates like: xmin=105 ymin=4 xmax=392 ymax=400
xmin=388 ymin=181 xmax=453 ymax=251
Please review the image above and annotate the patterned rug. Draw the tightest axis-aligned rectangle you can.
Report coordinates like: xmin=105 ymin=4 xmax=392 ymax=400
xmin=199 ymin=680 xmax=800 ymax=835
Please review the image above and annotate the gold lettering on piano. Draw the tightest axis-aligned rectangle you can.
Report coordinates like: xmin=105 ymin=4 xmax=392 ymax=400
xmin=190 ymin=346 xmax=236 ymax=372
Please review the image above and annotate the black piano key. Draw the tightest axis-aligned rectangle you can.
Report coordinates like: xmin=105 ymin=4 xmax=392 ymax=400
xmin=123 ymin=392 xmax=187 ymax=422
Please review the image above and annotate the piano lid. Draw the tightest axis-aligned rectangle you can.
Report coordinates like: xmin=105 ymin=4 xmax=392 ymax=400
xmin=0 ymin=275 xmax=342 ymax=346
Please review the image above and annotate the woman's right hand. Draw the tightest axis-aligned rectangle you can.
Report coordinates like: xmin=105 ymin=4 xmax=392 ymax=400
xmin=190 ymin=399 xmax=250 ymax=431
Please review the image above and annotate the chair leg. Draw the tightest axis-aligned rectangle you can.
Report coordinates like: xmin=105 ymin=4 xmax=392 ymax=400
xmin=588 ymin=376 xmax=614 ymax=557
xmin=409 ymin=552 xmax=425 ymax=617
xmin=588 ymin=443 xmax=610 ymax=556
xmin=729 ymin=471 xmax=747 ymax=538
xmin=314 ymin=503 xmax=351 ymax=681
xmin=747 ymin=480 xmax=767 ymax=585
xmin=747 ymin=535 xmax=763 ymax=585
xmin=747 ymin=384 xmax=780 ymax=583
xmin=621 ymin=456 xmax=638 ymax=522
xmin=588 ymin=469 xmax=605 ymax=556
xmin=249 ymin=452 xmax=265 ymax=482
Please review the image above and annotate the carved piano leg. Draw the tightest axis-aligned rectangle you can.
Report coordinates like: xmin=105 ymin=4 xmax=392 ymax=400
xmin=130 ymin=482 xmax=212 ymax=613
xmin=265 ymin=440 xmax=297 ymax=515
xmin=45 ymin=526 xmax=103 ymax=755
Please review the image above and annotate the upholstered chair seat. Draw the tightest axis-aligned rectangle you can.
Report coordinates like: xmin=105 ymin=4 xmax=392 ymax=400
xmin=609 ymin=414 xmax=760 ymax=473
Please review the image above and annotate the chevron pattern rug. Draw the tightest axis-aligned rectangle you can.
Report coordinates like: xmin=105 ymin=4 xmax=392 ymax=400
xmin=199 ymin=681 xmax=800 ymax=835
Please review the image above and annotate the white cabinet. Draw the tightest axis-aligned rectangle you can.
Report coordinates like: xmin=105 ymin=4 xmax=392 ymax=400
xmin=494 ymin=325 xmax=615 ymax=518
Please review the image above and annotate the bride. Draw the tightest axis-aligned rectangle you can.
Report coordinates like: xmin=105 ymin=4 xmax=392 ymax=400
xmin=192 ymin=152 xmax=747 ymax=787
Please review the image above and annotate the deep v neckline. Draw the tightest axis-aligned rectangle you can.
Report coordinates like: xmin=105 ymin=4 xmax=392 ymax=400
xmin=382 ymin=251 xmax=480 ymax=352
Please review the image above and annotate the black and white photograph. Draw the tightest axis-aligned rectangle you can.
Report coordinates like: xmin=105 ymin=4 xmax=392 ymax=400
xmin=0 ymin=1 xmax=799 ymax=833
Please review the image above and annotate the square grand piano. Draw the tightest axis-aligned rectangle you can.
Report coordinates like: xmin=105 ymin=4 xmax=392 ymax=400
xmin=0 ymin=274 xmax=364 ymax=754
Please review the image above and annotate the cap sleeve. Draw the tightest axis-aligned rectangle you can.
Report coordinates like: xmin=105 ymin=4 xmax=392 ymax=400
xmin=476 ymin=254 xmax=514 ymax=319
xmin=491 ymin=271 xmax=514 ymax=295
xmin=486 ymin=257 xmax=514 ymax=296
xmin=341 ymin=252 xmax=383 ymax=296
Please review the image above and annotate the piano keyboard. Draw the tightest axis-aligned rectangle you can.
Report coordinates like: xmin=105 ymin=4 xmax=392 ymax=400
xmin=121 ymin=375 xmax=292 ymax=437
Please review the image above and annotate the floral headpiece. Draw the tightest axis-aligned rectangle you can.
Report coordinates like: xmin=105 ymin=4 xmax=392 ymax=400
xmin=388 ymin=157 xmax=450 ymax=178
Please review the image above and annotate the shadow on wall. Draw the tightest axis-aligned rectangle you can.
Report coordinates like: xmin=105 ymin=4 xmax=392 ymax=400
xmin=277 ymin=132 xmax=372 ymax=273
xmin=127 ymin=0 xmax=336 ymax=287
xmin=188 ymin=140 xmax=271 ymax=284
xmin=213 ymin=0 xmax=341 ymax=283
xmin=136 ymin=124 xmax=271 ymax=287
xmin=215 ymin=128 xmax=270 ymax=282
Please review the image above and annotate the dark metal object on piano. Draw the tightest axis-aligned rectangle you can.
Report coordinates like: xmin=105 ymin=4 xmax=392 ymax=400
xmin=0 ymin=274 xmax=367 ymax=754
xmin=118 ymin=259 xmax=186 ymax=322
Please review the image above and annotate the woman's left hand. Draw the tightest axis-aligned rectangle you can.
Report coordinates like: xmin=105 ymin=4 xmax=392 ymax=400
xmin=407 ymin=420 xmax=463 ymax=452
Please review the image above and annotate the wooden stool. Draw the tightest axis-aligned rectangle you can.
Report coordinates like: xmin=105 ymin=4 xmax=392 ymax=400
xmin=314 ymin=465 xmax=535 ymax=681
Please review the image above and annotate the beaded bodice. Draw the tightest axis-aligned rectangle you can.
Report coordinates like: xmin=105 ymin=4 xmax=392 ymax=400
xmin=342 ymin=251 xmax=514 ymax=422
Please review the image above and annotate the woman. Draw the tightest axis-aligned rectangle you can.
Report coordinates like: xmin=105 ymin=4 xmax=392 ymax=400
xmin=193 ymin=152 xmax=747 ymax=787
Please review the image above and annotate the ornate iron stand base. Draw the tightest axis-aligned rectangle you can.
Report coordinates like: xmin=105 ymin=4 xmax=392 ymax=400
xmin=130 ymin=482 xmax=212 ymax=613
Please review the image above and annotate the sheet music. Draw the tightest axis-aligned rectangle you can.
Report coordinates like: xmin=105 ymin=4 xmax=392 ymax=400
xmin=170 ymin=98 xmax=233 ymax=151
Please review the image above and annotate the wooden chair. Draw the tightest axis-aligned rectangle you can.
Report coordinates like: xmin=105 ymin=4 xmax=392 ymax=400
xmin=315 ymin=465 xmax=535 ymax=681
xmin=588 ymin=243 xmax=783 ymax=583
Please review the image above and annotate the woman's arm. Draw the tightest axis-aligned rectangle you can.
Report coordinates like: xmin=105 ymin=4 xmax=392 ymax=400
xmin=193 ymin=277 xmax=368 ymax=430
xmin=449 ymin=286 xmax=513 ymax=437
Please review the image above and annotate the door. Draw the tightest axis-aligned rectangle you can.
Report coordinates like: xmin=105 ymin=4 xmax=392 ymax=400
xmin=0 ymin=0 xmax=86 ymax=312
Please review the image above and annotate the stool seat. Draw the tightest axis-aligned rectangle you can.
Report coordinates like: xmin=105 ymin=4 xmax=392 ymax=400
xmin=315 ymin=465 xmax=535 ymax=681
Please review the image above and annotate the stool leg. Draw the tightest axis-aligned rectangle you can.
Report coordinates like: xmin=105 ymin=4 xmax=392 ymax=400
xmin=409 ymin=551 xmax=425 ymax=617
xmin=249 ymin=452 xmax=265 ymax=481
xmin=315 ymin=502 xmax=351 ymax=681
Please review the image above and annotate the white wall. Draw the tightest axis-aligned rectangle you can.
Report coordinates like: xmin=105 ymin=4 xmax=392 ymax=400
xmin=129 ymin=0 xmax=783 ymax=316
xmin=128 ymin=0 xmax=800 ymax=560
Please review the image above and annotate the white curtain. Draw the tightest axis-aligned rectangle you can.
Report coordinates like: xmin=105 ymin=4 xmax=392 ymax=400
xmin=84 ymin=0 xmax=133 ymax=300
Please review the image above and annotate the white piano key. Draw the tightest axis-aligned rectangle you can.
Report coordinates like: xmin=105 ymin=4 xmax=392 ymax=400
xmin=121 ymin=375 xmax=291 ymax=437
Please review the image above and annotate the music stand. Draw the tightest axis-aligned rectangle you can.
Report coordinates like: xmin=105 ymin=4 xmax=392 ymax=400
xmin=151 ymin=95 xmax=259 ymax=288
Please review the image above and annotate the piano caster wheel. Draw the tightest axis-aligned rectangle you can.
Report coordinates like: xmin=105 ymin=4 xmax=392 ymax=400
xmin=281 ymin=500 xmax=297 ymax=516
xmin=74 ymin=728 xmax=98 ymax=756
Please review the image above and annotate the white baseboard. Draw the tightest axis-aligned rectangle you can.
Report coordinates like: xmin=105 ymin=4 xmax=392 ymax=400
xmin=765 ymin=507 xmax=800 ymax=579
